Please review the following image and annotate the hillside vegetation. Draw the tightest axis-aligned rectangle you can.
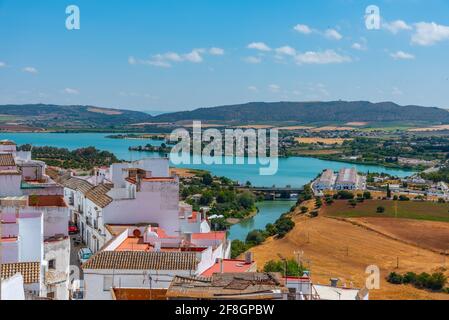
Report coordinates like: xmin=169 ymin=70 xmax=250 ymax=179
xmin=153 ymin=101 xmax=449 ymax=124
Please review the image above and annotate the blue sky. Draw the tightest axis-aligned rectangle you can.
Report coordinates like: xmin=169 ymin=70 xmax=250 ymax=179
xmin=1 ymin=0 xmax=449 ymax=112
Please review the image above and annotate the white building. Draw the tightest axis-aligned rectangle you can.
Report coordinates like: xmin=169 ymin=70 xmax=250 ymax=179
xmin=0 ymin=140 xmax=71 ymax=300
xmin=315 ymin=169 xmax=336 ymax=191
xmin=82 ymin=224 xmax=230 ymax=300
xmin=61 ymin=158 xmax=207 ymax=254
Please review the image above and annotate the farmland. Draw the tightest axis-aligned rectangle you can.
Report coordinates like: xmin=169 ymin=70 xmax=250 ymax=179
xmin=323 ymin=200 xmax=449 ymax=223
xmin=247 ymin=213 xmax=449 ymax=300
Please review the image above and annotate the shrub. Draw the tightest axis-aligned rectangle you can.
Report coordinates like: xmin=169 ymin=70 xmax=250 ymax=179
xmin=363 ymin=191 xmax=372 ymax=200
xmin=263 ymin=259 xmax=304 ymax=277
xmin=246 ymin=230 xmax=266 ymax=245
xmin=336 ymin=190 xmax=355 ymax=200
xmin=300 ymin=206 xmax=309 ymax=214
xmin=387 ymin=272 xmax=403 ymax=284
xmin=376 ymin=206 xmax=385 ymax=214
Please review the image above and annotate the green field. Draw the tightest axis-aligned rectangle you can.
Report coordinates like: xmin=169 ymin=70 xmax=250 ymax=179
xmin=323 ymin=200 xmax=449 ymax=223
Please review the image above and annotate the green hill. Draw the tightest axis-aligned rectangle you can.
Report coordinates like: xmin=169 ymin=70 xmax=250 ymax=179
xmin=0 ymin=104 xmax=153 ymax=130
xmin=153 ymin=101 xmax=449 ymax=124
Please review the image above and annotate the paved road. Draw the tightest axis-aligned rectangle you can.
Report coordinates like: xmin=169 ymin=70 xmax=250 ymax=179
xmin=70 ymin=234 xmax=84 ymax=280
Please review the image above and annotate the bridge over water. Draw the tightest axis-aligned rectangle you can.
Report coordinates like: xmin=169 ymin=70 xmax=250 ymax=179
xmin=237 ymin=186 xmax=304 ymax=200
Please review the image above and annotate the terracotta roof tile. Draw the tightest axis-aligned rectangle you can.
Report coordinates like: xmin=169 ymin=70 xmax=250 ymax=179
xmin=60 ymin=176 xmax=94 ymax=194
xmin=0 ymin=262 xmax=41 ymax=284
xmin=0 ymin=153 xmax=15 ymax=166
xmin=85 ymin=184 xmax=113 ymax=208
xmin=82 ymin=251 xmax=198 ymax=271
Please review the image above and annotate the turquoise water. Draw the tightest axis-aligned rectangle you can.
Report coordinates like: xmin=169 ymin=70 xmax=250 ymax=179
xmin=228 ymin=200 xmax=296 ymax=241
xmin=0 ymin=132 xmax=413 ymax=188
xmin=0 ymin=132 xmax=415 ymax=241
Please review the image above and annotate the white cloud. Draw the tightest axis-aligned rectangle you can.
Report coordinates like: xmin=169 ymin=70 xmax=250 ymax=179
xmin=183 ymin=49 xmax=203 ymax=63
xmin=295 ymin=50 xmax=351 ymax=65
xmin=248 ymin=86 xmax=258 ymax=92
xmin=244 ymin=56 xmax=262 ymax=64
xmin=383 ymin=20 xmax=412 ymax=34
xmin=63 ymin=88 xmax=79 ymax=95
xmin=22 ymin=66 xmax=38 ymax=74
xmin=411 ymin=22 xmax=449 ymax=46
xmin=275 ymin=46 xmax=296 ymax=56
xmin=293 ymin=24 xmax=312 ymax=35
xmin=324 ymin=29 xmax=343 ymax=40
xmin=130 ymin=47 xmax=223 ymax=67
xmin=209 ymin=47 xmax=225 ymax=55
xmin=269 ymin=84 xmax=280 ymax=93
xmin=390 ymin=51 xmax=415 ymax=60
xmin=247 ymin=42 xmax=271 ymax=52
xmin=351 ymin=42 xmax=366 ymax=51
xmin=0 ymin=61 xmax=6 ymax=68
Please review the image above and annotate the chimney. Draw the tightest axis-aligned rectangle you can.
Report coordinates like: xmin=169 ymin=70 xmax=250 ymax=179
xmin=330 ymin=278 xmax=339 ymax=287
xmin=219 ymin=258 xmax=224 ymax=273
xmin=154 ymin=241 xmax=161 ymax=252
xmin=245 ymin=251 xmax=253 ymax=264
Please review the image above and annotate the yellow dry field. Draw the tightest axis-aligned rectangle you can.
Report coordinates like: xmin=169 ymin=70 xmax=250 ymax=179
xmin=276 ymin=126 xmax=316 ymax=131
xmin=295 ymin=150 xmax=342 ymax=155
xmin=87 ymin=107 xmax=123 ymax=115
xmin=345 ymin=122 xmax=368 ymax=126
xmin=311 ymin=126 xmax=356 ymax=132
xmin=234 ymin=125 xmax=274 ymax=129
xmin=409 ymin=125 xmax=449 ymax=132
xmin=170 ymin=168 xmax=197 ymax=178
xmin=295 ymin=137 xmax=351 ymax=145
xmin=246 ymin=212 xmax=449 ymax=300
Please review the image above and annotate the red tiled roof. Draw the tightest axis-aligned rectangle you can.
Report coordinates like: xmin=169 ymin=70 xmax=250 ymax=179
xmin=85 ymin=184 xmax=113 ymax=208
xmin=0 ymin=153 xmax=15 ymax=166
xmin=191 ymin=231 xmax=226 ymax=241
xmin=28 ymin=195 xmax=67 ymax=207
xmin=201 ymin=259 xmax=255 ymax=277
xmin=0 ymin=262 xmax=40 ymax=284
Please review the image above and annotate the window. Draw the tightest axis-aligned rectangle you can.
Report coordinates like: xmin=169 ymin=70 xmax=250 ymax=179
xmin=103 ymin=275 xmax=113 ymax=291
xmin=48 ymin=259 xmax=56 ymax=270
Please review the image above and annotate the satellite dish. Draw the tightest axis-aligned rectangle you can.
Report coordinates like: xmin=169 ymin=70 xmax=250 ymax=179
xmin=133 ymin=229 xmax=142 ymax=237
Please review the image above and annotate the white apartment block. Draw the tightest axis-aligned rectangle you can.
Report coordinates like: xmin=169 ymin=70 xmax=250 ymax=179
xmin=0 ymin=140 xmax=70 ymax=300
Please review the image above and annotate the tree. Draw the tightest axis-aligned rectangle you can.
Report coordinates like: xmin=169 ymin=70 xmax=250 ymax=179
xmin=315 ymin=197 xmax=323 ymax=208
xmin=386 ymin=184 xmax=392 ymax=199
xmin=376 ymin=206 xmax=385 ymax=214
xmin=263 ymin=259 xmax=304 ymax=277
xmin=246 ymin=230 xmax=266 ymax=245
xmin=336 ymin=190 xmax=355 ymax=200
xmin=231 ymin=240 xmax=248 ymax=259
xmin=300 ymin=206 xmax=309 ymax=214
xmin=363 ymin=191 xmax=372 ymax=200
xmin=202 ymin=173 xmax=213 ymax=186
xmin=237 ymin=192 xmax=256 ymax=210
xmin=199 ymin=191 xmax=214 ymax=206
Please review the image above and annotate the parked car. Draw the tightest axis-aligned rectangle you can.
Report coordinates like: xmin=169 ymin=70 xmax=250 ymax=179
xmin=68 ymin=223 xmax=79 ymax=235
xmin=78 ymin=248 xmax=93 ymax=264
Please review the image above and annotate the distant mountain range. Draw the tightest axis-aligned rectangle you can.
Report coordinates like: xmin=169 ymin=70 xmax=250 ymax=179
xmin=152 ymin=101 xmax=449 ymax=123
xmin=1 ymin=101 xmax=449 ymax=131
xmin=0 ymin=104 xmax=153 ymax=130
